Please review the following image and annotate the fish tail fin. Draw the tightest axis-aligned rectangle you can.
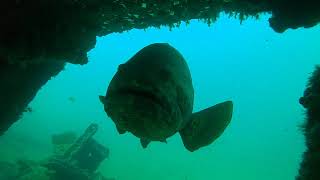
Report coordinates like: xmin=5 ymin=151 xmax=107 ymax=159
xmin=179 ymin=101 xmax=233 ymax=152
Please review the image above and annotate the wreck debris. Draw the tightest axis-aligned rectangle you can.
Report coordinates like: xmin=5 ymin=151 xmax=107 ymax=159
xmin=46 ymin=123 xmax=110 ymax=179
xmin=0 ymin=123 xmax=111 ymax=179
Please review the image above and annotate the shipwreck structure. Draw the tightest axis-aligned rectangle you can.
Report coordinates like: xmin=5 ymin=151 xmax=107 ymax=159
xmin=297 ymin=66 xmax=320 ymax=180
xmin=1 ymin=0 xmax=319 ymax=135
xmin=0 ymin=0 xmax=319 ymax=179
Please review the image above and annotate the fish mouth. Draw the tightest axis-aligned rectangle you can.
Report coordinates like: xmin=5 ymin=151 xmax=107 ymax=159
xmin=105 ymin=86 xmax=179 ymax=140
xmin=115 ymin=87 xmax=169 ymax=114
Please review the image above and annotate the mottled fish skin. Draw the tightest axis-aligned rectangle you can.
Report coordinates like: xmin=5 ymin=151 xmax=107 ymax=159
xmin=101 ymin=43 xmax=193 ymax=141
xmin=100 ymin=43 xmax=233 ymax=151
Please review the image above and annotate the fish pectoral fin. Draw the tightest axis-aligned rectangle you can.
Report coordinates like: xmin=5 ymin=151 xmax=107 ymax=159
xmin=179 ymin=101 xmax=233 ymax=152
xmin=140 ymin=138 xmax=151 ymax=149
xmin=99 ymin=95 xmax=106 ymax=104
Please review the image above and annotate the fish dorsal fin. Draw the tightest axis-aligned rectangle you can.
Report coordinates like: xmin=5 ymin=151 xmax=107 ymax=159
xmin=140 ymin=138 xmax=151 ymax=148
xmin=179 ymin=101 xmax=233 ymax=152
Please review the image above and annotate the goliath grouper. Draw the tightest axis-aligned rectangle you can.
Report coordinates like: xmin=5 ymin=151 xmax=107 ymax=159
xmin=99 ymin=43 xmax=233 ymax=152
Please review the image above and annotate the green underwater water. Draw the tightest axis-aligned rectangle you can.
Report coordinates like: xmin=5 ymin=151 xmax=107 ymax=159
xmin=1 ymin=14 xmax=320 ymax=179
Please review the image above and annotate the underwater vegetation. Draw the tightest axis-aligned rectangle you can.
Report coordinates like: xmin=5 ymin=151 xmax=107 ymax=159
xmin=297 ymin=65 xmax=320 ymax=180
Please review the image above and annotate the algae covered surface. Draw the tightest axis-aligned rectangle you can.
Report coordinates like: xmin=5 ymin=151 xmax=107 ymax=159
xmin=0 ymin=14 xmax=320 ymax=179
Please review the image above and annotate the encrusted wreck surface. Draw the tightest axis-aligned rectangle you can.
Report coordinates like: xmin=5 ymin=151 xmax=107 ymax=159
xmin=0 ymin=0 xmax=319 ymax=65
xmin=0 ymin=60 xmax=65 ymax=135
xmin=297 ymin=66 xmax=320 ymax=180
